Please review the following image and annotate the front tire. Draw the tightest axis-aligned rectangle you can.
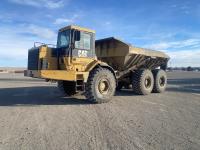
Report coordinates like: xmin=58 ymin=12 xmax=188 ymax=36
xmin=85 ymin=68 xmax=116 ymax=103
xmin=132 ymin=69 xmax=154 ymax=95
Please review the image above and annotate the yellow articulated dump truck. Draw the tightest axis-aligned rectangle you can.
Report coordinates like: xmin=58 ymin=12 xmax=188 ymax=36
xmin=25 ymin=25 xmax=169 ymax=103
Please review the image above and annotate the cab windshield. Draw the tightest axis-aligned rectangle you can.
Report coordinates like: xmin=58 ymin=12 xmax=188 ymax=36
xmin=57 ymin=30 xmax=70 ymax=48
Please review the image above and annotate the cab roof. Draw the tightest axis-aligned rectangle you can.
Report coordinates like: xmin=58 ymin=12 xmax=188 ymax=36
xmin=59 ymin=25 xmax=95 ymax=33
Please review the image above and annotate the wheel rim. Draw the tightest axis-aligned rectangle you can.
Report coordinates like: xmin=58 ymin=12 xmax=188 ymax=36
xmin=144 ymin=76 xmax=152 ymax=88
xmin=98 ymin=79 xmax=110 ymax=94
xmin=159 ymin=76 xmax=165 ymax=87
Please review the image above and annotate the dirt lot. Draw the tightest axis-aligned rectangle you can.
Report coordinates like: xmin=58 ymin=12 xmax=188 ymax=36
xmin=0 ymin=72 xmax=199 ymax=150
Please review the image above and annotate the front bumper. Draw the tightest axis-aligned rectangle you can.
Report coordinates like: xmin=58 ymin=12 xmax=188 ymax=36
xmin=24 ymin=70 xmax=89 ymax=82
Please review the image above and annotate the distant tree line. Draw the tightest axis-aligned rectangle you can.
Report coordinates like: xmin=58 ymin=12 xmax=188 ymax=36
xmin=167 ymin=66 xmax=200 ymax=71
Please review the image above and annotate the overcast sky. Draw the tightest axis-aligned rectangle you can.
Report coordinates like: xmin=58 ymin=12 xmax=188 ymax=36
xmin=0 ymin=0 xmax=200 ymax=67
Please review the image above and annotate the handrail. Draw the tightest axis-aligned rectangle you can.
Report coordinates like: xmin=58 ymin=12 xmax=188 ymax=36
xmin=34 ymin=42 xmax=56 ymax=48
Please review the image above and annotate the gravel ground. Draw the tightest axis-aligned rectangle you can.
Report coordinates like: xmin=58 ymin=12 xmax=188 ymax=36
xmin=0 ymin=71 xmax=199 ymax=150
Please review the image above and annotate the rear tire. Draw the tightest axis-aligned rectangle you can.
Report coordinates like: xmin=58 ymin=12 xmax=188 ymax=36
xmin=57 ymin=81 xmax=76 ymax=96
xmin=132 ymin=69 xmax=154 ymax=95
xmin=152 ymin=69 xmax=167 ymax=93
xmin=85 ymin=68 xmax=116 ymax=103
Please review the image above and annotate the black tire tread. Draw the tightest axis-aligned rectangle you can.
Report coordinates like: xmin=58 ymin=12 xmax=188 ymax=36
xmin=132 ymin=70 xmax=145 ymax=95
xmin=152 ymin=69 xmax=167 ymax=93
xmin=132 ymin=69 xmax=154 ymax=95
xmin=85 ymin=67 xmax=116 ymax=103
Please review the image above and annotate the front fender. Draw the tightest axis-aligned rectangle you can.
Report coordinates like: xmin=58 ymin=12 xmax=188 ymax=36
xmin=85 ymin=60 xmax=117 ymax=81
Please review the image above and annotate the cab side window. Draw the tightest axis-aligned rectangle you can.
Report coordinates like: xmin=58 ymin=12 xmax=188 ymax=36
xmin=75 ymin=32 xmax=91 ymax=50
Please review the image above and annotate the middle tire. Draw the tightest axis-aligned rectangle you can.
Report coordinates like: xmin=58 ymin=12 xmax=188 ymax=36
xmin=152 ymin=69 xmax=167 ymax=93
xmin=85 ymin=67 xmax=116 ymax=103
xmin=132 ymin=69 xmax=154 ymax=95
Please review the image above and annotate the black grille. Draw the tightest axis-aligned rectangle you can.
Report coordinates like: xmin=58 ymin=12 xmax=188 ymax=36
xmin=28 ymin=48 xmax=39 ymax=70
xmin=51 ymin=47 xmax=69 ymax=57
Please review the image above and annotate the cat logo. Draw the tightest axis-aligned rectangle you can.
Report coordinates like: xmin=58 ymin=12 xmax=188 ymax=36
xmin=78 ymin=50 xmax=88 ymax=57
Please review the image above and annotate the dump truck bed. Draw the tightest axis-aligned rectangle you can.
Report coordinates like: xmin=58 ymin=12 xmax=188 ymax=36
xmin=95 ymin=37 xmax=169 ymax=72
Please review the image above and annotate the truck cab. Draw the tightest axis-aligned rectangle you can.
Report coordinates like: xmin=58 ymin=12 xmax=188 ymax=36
xmin=57 ymin=25 xmax=96 ymax=59
xmin=26 ymin=25 xmax=99 ymax=82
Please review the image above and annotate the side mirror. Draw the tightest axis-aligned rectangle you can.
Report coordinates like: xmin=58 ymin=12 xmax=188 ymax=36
xmin=74 ymin=30 xmax=80 ymax=41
